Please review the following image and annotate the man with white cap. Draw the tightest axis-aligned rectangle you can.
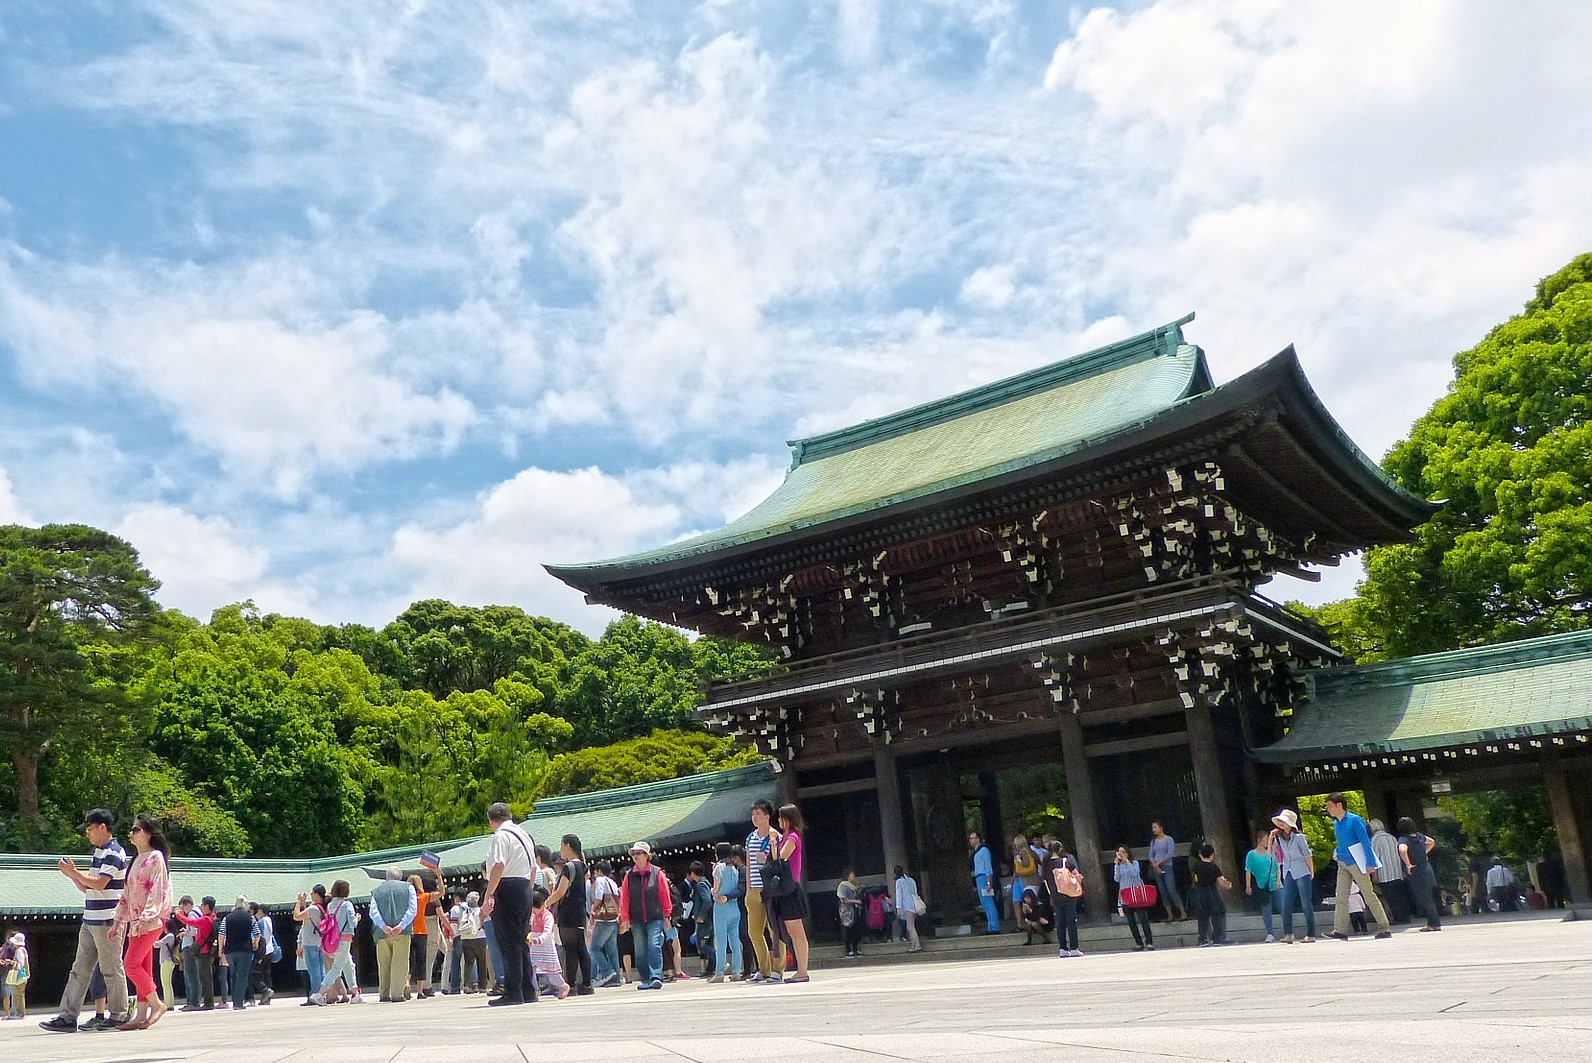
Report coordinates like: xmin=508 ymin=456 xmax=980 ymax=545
xmin=618 ymin=841 xmax=673 ymax=991
xmin=1270 ymin=808 xmax=1317 ymax=943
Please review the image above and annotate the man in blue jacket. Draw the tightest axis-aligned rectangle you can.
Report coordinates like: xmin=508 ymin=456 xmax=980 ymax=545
xmin=1326 ymin=793 xmax=1392 ymax=940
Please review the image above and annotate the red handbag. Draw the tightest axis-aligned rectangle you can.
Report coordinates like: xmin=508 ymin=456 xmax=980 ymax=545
xmin=1118 ymin=884 xmax=1158 ymax=909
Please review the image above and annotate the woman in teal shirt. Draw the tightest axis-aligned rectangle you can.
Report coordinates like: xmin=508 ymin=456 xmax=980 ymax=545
xmin=1244 ymin=831 xmax=1281 ymax=942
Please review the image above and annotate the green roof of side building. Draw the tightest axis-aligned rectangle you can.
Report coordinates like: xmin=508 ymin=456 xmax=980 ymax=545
xmin=0 ymin=763 xmax=776 ymax=917
xmin=548 ymin=315 xmax=1212 ymax=579
xmin=1254 ymin=629 xmax=1592 ymax=763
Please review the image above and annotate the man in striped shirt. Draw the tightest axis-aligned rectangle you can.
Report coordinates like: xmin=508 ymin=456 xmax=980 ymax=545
xmin=39 ymin=809 xmax=129 ymax=1033
xmin=744 ymin=799 xmax=786 ymax=984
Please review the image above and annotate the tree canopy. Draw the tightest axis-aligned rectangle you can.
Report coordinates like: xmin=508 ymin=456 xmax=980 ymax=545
xmin=1344 ymin=253 xmax=1592 ymax=659
xmin=543 ymin=728 xmax=766 ymax=797
xmin=0 ymin=529 xmax=773 ymax=856
xmin=0 ymin=524 xmax=162 ymax=844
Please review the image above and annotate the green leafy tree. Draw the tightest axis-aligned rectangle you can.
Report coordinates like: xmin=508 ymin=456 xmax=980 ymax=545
xmin=366 ymin=683 xmax=572 ymax=846
xmin=543 ymin=728 xmax=765 ymax=796
xmin=555 ymin=617 xmax=706 ymax=746
xmin=0 ymin=525 xmax=161 ymax=836
xmin=374 ymin=600 xmax=588 ymax=702
xmin=1435 ymin=788 xmax=1557 ymax=869
xmin=1357 ymin=252 xmax=1592 ymax=657
xmin=146 ymin=605 xmax=366 ymax=856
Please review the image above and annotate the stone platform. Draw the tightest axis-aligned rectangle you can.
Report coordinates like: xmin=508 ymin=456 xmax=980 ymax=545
xmin=6 ymin=913 xmax=1589 ymax=1062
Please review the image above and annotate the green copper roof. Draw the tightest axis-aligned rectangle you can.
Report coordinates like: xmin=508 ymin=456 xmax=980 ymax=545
xmin=549 ymin=315 xmax=1209 ymax=579
xmin=0 ymin=763 xmax=776 ymax=916
xmin=1255 ymin=629 xmax=1592 ymax=763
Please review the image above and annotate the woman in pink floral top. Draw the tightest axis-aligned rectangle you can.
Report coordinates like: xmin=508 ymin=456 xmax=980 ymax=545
xmin=112 ymin=814 xmax=174 ymax=1029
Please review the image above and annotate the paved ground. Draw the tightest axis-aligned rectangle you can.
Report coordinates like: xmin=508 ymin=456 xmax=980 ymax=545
xmin=6 ymin=917 xmax=1589 ymax=1062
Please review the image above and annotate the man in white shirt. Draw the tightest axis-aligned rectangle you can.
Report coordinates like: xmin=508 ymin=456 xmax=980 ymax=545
xmin=1485 ymin=858 xmax=1518 ymax=912
xmin=481 ymin=801 xmax=538 ymax=1005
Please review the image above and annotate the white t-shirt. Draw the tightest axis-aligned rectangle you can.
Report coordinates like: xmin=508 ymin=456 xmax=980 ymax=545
xmin=487 ymin=821 xmax=537 ymax=880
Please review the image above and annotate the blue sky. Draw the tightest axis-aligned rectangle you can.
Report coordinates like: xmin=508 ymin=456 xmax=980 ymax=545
xmin=2 ymin=1 xmax=1589 ymax=634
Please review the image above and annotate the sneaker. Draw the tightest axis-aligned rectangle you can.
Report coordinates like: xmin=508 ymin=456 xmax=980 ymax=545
xmin=1374 ymin=931 xmax=1393 ymax=939
xmin=1264 ymin=934 xmax=1276 ymax=943
xmin=307 ymin=993 xmax=328 ymax=1007
xmin=1329 ymin=932 xmax=1349 ymax=942
xmin=601 ymin=974 xmax=623 ymax=988
xmin=39 ymin=1017 xmax=79 ymax=1033
xmin=1058 ymin=948 xmax=1069 ymax=958
xmin=1302 ymin=936 xmax=1315 ymax=943
xmin=1280 ymin=934 xmax=1294 ymax=944
xmin=1070 ymin=949 xmax=1084 ymax=957
xmin=1146 ymin=944 xmax=1155 ymax=951
xmin=707 ymin=975 xmax=724 ymax=984
xmin=765 ymin=973 xmax=783 ymax=984
xmin=747 ymin=973 xmax=763 ymax=984
xmin=86 ymin=1015 xmax=120 ymax=1030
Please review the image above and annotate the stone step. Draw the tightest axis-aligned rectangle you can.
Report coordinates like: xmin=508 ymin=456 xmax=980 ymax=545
xmin=805 ymin=913 xmax=1280 ymax=969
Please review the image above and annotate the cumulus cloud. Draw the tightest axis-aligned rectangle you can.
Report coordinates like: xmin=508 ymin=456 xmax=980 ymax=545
xmin=0 ymin=250 xmax=476 ymax=496
xmin=388 ymin=466 xmax=682 ymax=631
xmin=0 ymin=465 xmax=31 ymax=525
xmin=2 ymin=0 xmax=1589 ymax=625
xmin=115 ymin=502 xmax=319 ymax=620
xmin=386 ymin=455 xmax=791 ymax=633
xmin=1044 ymin=0 xmax=1592 ymax=460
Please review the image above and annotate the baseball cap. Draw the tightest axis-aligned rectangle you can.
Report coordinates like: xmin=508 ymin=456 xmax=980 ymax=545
xmin=80 ymin=808 xmax=115 ymax=831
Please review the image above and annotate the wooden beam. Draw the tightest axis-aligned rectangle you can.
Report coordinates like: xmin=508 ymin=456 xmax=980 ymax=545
xmin=796 ymin=778 xmax=878 ymax=799
xmin=1224 ymin=441 xmax=1359 ymax=546
xmin=1084 ymin=730 xmax=1189 ymax=759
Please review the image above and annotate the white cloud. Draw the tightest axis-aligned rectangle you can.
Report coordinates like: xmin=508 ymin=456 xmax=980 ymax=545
xmin=0 ymin=250 xmax=477 ymax=496
xmin=1044 ymin=0 xmax=1592 ymax=459
xmin=115 ymin=502 xmax=319 ymax=620
xmin=388 ymin=466 xmax=683 ymax=632
xmin=0 ymin=465 xmax=31 ymax=524
xmin=386 ymin=454 xmax=793 ymax=633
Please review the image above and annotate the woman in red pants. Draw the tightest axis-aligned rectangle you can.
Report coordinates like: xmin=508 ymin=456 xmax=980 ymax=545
xmin=112 ymin=814 xmax=174 ymax=1030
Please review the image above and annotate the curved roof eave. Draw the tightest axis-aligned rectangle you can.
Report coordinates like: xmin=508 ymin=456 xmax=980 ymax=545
xmin=548 ymin=348 xmax=1436 ymax=594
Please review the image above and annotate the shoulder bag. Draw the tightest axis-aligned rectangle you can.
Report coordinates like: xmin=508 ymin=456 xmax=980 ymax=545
xmin=761 ymin=833 xmax=798 ymax=898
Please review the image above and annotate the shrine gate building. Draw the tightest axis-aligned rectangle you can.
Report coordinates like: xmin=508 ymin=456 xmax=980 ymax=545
xmin=548 ymin=317 xmax=1437 ymax=915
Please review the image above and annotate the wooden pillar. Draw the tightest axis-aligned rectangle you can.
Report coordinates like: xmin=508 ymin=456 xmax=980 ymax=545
xmin=1057 ymin=710 xmax=1105 ymax=890
xmin=1361 ymin=776 xmax=1391 ymax=831
xmin=777 ymin=763 xmax=800 ymax=809
xmin=1186 ymin=704 xmax=1238 ymax=884
xmin=1543 ymin=755 xmax=1591 ymax=905
xmin=874 ymin=745 xmax=910 ymax=881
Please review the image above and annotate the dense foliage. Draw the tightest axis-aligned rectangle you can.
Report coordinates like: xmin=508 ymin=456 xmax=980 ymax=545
xmin=0 ymin=537 xmax=773 ymax=856
xmin=543 ymin=728 xmax=766 ymax=797
xmin=1331 ymin=253 xmax=1592 ymax=660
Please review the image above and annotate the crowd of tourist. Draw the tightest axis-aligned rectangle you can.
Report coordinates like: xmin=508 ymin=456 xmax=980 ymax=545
xmin=19 ymin=790 xmax=1558 ymax=1033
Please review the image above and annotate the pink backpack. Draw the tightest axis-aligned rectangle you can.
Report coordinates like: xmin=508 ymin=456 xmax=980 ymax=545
xmin=318 ymin=901 xmax=343 ymax=953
